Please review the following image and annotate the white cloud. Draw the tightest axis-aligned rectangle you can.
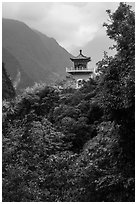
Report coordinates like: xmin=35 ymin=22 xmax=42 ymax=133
xmin=2 ymin=2 xmax=127 ymax=52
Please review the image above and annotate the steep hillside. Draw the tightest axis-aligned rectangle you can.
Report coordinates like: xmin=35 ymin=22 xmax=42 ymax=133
xmin=33 ymin=30 xmax=74 ymax=76
xmin=2 ymin=48 xmax=34 ymax=91
xmin=2 ymin=18 xmax=73 ymax=90
xmin=2 ymin=63 xmax=16 ymax=100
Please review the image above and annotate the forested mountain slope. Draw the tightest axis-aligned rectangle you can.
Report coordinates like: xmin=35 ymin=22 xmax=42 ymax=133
xmin=2 ymin=18 xmax=73 ymax=90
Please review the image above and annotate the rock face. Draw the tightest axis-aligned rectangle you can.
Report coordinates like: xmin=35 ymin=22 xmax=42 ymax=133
xmin=2 ymin=63 xmax=16 ymax=100
xmin=2 ymin=18 xmax=73 ymax=91
xmin=2 ymin=47 xmax=34 ymax=92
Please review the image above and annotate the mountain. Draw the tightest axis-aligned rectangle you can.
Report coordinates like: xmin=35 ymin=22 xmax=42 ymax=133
xmin=2 ymin=62 xmax=16 ymax=100
xmin=2 ymin=18 xmax=73 ymax=91
xmin=2 ymin=47 xmax=34 ymax=91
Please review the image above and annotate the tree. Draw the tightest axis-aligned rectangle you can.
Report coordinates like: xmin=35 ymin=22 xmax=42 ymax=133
xmin=96 ymin=2 xmax=135 ymax=179
xmin=97 ymin=3 xmax=135 ymax=116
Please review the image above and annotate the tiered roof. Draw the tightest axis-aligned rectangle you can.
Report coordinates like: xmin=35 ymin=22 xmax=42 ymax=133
xmin=70 ymin=50 xmax=91 ymax=61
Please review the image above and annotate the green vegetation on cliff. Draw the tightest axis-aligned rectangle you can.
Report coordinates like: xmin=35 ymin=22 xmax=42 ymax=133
xmin=2 ymin=62 xmax=16 ymax=100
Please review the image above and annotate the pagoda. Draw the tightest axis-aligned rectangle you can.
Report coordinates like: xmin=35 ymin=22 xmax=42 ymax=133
xmin=66 ymin=50 xmax=93 ymax=88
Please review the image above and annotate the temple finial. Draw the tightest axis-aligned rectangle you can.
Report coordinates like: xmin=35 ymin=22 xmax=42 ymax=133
xmin=80 ymin=49 xmax=82 ymax=55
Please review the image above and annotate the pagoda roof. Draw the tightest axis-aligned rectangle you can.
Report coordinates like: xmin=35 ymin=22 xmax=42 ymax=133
xmin=70 ymin=50 xmax=91 ymax=61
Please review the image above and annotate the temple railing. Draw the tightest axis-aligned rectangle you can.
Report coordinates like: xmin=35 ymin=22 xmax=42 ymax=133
xmin=66 ymin=67 xmax=93 ymax=72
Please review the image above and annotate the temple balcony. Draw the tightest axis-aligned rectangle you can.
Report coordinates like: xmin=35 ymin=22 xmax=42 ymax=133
xmin=66 ymin=67 xmax=93 ymax=73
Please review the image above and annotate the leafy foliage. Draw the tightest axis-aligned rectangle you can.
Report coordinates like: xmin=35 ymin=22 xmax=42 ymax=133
xmin=97 ymin=3 xmax=135 ymax=114
xmin=96 ymin=3 xmax=135 ymax=166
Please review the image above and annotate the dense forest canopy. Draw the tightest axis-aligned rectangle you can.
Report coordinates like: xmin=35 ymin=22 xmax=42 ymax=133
xmin=2 ymin=3 xmax=135 ymax=202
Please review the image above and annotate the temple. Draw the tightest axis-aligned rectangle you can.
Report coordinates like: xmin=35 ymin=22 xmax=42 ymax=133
xmin=66 ymin=50 xmax=93 ymax=88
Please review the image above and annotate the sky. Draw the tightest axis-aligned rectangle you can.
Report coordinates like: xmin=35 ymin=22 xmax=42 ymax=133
xmin=2 ymin=2 xmax=135 ymax=64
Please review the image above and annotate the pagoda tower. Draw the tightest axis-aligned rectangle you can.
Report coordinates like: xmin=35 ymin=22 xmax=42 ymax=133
xmin=66 ymin=50 xmax=93 ymax=88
